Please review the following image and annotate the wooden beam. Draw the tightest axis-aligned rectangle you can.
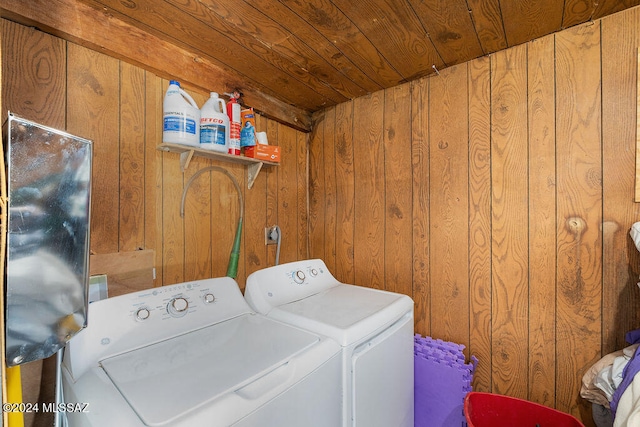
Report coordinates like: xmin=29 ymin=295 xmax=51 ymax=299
xmin=0 ymin=0 xmax=312 ymax=132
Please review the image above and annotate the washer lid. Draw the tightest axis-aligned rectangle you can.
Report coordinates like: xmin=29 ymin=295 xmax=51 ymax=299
xmin=101 ymin=313 xmax=319 ymax=426
xmin=271 ymin=285 xmax=414 ymax=346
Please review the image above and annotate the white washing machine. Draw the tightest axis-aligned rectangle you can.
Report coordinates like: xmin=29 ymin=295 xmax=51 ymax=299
xmin=244 ymin=259 xmax=414 ymax=427
xmin=61 ymin=276 xmax=342 ymax=427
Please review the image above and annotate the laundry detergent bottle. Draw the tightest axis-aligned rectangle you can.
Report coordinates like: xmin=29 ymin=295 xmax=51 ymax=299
xmin=163 ymin=80 xmax=200 ymax=147
xmin=200 ymin=92 xmax=229 ymax=153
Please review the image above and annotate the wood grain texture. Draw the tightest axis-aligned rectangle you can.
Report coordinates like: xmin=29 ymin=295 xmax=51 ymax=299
xmin=335 ymin=101 xmax=356 ymax=284
xmin=145 ymin=72 xmax=163 ymax=286
xmin=279 ymin=0 xmax=403 ymax=88
xmin=328 ymin=0 xmax=444 ymax=81
xmin=2 ymin=0 xmax=312 ymax=131
xmin=601 ymin=7 xmax=640 ymax=355
xmin=296 ymin=129 xmax=309 ymax=261
xmin=309 ymin=109 xmax=326 ymax=262
xmin=67 ymin=43 xmax=120 ymax=254
xmin=119 ymin=62 xmax=146 ymax=252
xmin=411 ymin=77 xmax=430 ymax=337
xmin=527 ymin=35 xmax=557 ymax=407
xmin=555 ymin=21 xmax=602 ymax=419
xmin=465 ymin=0 xmax=508 ymax=54
xmin=429 ymin=64 xmax=470 ymax=347
xmin=408 ymin=0 xmax=484 ymax=66
xmin=353 ymin=92 xmax=385 ymax=289
xmin=384 ymin=83 xmax=413 ymax=296
xmin=1 ymin=20 xmax=65 ymax=128
xmin=468 ymin=55 xmax=492 ymax=393
xmin=500 ymin=0 xmax=563 ymax=47
xmin=323 ymin=107 xmax=337 ymax=270
xmin=490 ymin=44 xmax=529 ymax=399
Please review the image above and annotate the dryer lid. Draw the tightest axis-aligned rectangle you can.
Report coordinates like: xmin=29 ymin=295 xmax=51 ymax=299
xmin=101 ymin=313 xmax=319 ymax=426
xmin=272 ymin=285 xmax=414 ymax=346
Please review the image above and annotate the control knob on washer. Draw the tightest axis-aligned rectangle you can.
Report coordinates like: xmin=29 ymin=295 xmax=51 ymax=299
xmin=293 ymin=270 xmax=306 ymax=284
xmin=203 ymin=293 xmax=216 ymax=304
xmin=136 ymin=307 xmax=150 ymax=321
xmin=168 ymin=297 xmax=189 ymax=317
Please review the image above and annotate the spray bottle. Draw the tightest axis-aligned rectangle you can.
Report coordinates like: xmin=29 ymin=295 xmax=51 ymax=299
xmin=163 ymin=80 xmax=200 ymax=147
xmin=225 ymin=91 xmax=241 ymax=156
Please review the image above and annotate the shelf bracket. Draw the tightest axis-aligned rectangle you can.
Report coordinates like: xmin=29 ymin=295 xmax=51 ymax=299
xmin=179 ymin=150 xmax=195 ymax=172
xmin=247 ymin=162 xmax=263 ymax=189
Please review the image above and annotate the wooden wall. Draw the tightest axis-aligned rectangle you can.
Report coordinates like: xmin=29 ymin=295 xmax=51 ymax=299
xmin=1 ymin=18 xmax=308 ymax=426
xmin=309 ymin=7 xmax=640 ymax=424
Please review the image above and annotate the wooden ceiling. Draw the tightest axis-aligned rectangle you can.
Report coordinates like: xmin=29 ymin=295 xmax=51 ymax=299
xmin=3 ymin=0 xmax=640 ymax=131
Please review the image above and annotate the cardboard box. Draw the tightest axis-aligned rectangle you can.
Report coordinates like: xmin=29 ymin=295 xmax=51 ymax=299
xmin=243 ymin=145 xmax=280 ymax=163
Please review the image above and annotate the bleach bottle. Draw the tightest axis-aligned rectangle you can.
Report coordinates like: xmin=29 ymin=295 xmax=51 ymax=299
xmin=163 ymin=80 xmax=200 ymax=147
xmin=200 ymin=92 xmax=229 ymax=152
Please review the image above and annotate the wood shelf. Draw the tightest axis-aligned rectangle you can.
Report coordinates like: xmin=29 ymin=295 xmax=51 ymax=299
xmin=157 ymin=142 xmax=278 ymax=189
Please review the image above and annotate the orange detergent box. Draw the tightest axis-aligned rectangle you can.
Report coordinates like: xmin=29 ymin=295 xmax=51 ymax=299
xmin=243 ymin=145 xmax=280 ymax=163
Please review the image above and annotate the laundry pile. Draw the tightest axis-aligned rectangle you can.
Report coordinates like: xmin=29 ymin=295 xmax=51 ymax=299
xmin=580 ymin=222 xmax=640 ymax=427
xmin=414 ymin=334 xmax=477 ymax=427
xmin=581 ymin=331 xmax=640 ymax=427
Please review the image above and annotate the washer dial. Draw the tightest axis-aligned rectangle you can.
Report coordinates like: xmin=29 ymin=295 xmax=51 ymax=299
xmin=167 ymin=296 xmax=189 ymax=317
xmin=293 ymin=270 xmax=306 ymax=284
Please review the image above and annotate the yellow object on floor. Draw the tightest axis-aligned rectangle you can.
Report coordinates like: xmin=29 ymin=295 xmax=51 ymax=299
xmin=6 ymin=365 xmax=24 ymax=427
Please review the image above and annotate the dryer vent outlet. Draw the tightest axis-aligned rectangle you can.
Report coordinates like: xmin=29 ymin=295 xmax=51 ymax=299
xmin=265 ymin=226 xmax=279 ymax=245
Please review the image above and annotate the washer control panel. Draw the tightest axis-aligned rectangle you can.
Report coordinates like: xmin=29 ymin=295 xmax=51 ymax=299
xmin=245 ymin=259 xmax=341 ymax=314
xmin=64 ymin=276 xmax=252 ymax=380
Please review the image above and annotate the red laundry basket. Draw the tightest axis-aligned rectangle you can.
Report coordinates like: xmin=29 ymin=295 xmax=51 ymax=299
xmin=464 ymin=392 xmax=585 ymax=427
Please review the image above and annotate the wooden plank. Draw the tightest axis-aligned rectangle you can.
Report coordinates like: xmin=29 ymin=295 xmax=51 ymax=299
xmin=243 ymin=113 xmax=269 ymax=284
xmin=562 ymin=0 xmax=599 ymax=28
xmin=555 ymin=22 xmax=602 ymax=417
xmin=601 ymin=5 xmax=640 ymax=354
xmin=593 ymin=0 xmax=640 ymax=21
xmin=308 ymin=109 xmax=326 ymax=261
xmin=353 ymin=92 xmax=385 ymax=290
xmin=1 ymin=0 xmax=313 ymax=132
xmin=162 ymin=146 xmax=186 ymax=285
xmin=119 ymin=61 xmax=146 ymax=251
xmin=265 ymin=119 xmax=279 ymax=267
xmin=66 ymin=43 xmax=120 ymax=254
xmin=409 ymin=0 xmax=484 ymax=66
xmin=500 ymin=0 xmax=563 ymax=47
xmin=328 ymin=0 xmax=444 ymax=81
xmin=1 ymin=20 xmax=65 ymax=128
xmin=276 ymin=123 xmax=300 ymax=264
xmin=89 ymin=249 xmax=155 ymax=296
xmin=184 ymin=154 xmax=213 ymax=282
xmin=465 ymin=0 xmax=508 ymax=54
xmin=238 ymin=0 xmax=380 ymax=95
xmin=170 ymin=0 xmax=369 ymax=101
xmin=527 ymin=35 xmax=557 ymax=407
xmin=411 ymin=77 xmax=430 ymax=336
xmin=428 ymin=64 xmax=470 ymax=347
xmin=468 ymin=55 xmax=492 ymax=392
xmin=384 ymin=83 xmax=413 ymax=296
xmin=335 ymin=100 xmax=356 ymax=284
xmin=145 ymin=71 xmax=162 ymax=286
xmin=322 ymin=108 xmax=337 ymax=270
xmin=296 ymin=130 xmax=309 ymax=260
xmin=82 ymin=0 xmax=346 ymax=108
xmin=280 ymin=0 xmax=404 ymax=88
xmin=490 ymin=44 xmax=529 ymax=399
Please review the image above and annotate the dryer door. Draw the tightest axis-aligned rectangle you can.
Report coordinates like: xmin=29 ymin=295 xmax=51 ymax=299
xmin=351 ymin=313 xmax=414 ymax=427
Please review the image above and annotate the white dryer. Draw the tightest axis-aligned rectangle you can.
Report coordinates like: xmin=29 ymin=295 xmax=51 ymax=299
xmin=61 ymin=277 xmax=342 ymax=427
xmin=244 ymin=259 xmax=414 ymax=427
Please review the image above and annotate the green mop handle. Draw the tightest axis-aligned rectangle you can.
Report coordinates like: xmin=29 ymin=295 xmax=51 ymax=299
xmin=226 ymin=217 xmax=243 ymax=278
